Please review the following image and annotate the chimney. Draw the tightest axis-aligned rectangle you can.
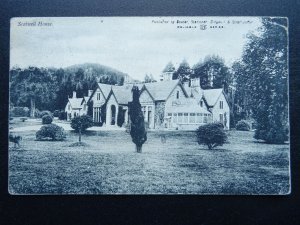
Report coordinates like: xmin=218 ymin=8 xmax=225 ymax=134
xmin=88 ymin=90 xmax=93 ymax=97
xmin=72 ymin=91 xmax=76 ymax=99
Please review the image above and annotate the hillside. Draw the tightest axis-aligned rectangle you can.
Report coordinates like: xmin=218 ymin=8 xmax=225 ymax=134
xmin=64 ymin=63 xmax=133 ymax=83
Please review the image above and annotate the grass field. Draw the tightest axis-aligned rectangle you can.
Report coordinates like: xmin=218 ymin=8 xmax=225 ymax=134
xmin=9 ymin=121 xmax=290 ymax=194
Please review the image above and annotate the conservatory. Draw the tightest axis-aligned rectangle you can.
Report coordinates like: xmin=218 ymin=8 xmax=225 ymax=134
xmin=165 ymin=101 xmax=212 ymax=130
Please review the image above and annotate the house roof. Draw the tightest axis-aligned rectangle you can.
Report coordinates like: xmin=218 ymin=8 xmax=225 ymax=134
xmin=98 ymin=83 xmax=112 ymax=99
xmin=144 ymin=80 xmax=182 ymax=101
xmin=111 ymin=85 xmax=133 ymax=105
xmin=202 ymin=89 xmax=224 ymax=106
xmin=68 ymin=98 xmax=84 ymax=109
xmin=84 ymin=97 xmax=89 ymax=103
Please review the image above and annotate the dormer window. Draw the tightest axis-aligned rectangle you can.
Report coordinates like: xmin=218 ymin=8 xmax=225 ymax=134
xmin=176 ymin=91 xmax=179 ymax=99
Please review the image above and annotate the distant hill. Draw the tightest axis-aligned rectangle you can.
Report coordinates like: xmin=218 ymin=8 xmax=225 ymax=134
xmin=64 ymin=63 xmax=133 ymax=84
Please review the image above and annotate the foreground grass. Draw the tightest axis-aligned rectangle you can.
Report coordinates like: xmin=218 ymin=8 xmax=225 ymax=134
xmin=9 ymin=129 xmax=290 ymax=194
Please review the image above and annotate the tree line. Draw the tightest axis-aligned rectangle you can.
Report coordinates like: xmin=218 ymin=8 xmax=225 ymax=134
xmin=9 ymin=63 xmax=127 ymax=117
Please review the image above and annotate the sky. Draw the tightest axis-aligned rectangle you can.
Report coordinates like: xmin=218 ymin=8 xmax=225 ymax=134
xmin=10 ymin=17 xmax=261 ymax=80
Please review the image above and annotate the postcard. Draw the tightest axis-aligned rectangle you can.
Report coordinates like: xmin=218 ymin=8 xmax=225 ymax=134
xmin=8 ymin=17 xmax=290 ymax=194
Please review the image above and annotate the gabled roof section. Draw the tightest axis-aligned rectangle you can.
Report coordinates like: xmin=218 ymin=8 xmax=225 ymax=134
xmin=84 ymin=96 xmax=89 ymax=103
xmin=140 ymin=85 xmax=155 ymax=102
xmin=111 ymin=85 xmax=133 ymax=105
xmin=144 ymin=80 xmax=185 ymax=101
xmin=68 ymin=98 xmax=83 ymax=109
xmin=98 ymin=83 xmax=113 ymax=99
xmin=81 ymin=96 xmax=89 ymax=105
xmin=202 ymin=89 xmax=223 ymax=107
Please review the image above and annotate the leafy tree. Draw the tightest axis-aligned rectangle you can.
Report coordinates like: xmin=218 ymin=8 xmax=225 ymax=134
xmin=235 ymin=18 xmax=288 ymax=144
xmin=128 ymin=86 xmax=147 ymax=153
xmin=196 ymin=123 xmax=227 ymax=150
xmin=117 ymin=106 xmax=125 ymax=127
xmin=172 ymin=59 xmax=192 ymax=82
xmin=193 ymin=55 xmax=231 ymax=92
xmin=71 ymin=115 xmax=94 ymax=133
xmin=10 ymin=67 xmax=56 ymax=117
xmin=163 ymin=62 xmax=175 ymax=73
xmin=71 ymin=115 xmax=94 ymax=143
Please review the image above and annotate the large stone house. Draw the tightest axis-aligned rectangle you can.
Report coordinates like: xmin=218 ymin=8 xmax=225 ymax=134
xmin=66 ymin=76 xmax=230 ymax=130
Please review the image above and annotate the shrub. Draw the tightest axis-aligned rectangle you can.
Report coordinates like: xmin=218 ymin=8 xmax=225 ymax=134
xmin=196 ymin=123 xmax=228 ymax=150
xmin=58 ymin=111 xmax=67 ymax=120
xmin=42 ymin=115 xmax=53 ymax=124
xmin=10 ymin=107 xmax=30 ymax=117
xmin=36 ymin=124 xmax=66 ymax=141
xmin=39 ymin=110 xmax=53 ymax=118
xmin=236 ymin=120 xmax=250 ymax=131
xmin=71 ymin=115 xmax=93 ymax=133
xmin=254 ymin=127 xmax=288 ymax=144
xmin=213 ymin=122 xmax=224 ymax=129
xmin=53 ymin=110 xmax=60 ymax=117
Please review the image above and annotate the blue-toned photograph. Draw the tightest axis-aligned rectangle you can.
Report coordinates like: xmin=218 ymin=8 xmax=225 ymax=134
xmin=8 ymin=17 xmax=289 ymax=194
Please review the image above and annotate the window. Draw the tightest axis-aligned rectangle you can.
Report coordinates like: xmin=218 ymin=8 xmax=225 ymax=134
xmin=97 ymin=93 xmax=101 ymax=100
xmin=208 ymin=114 xmax=212 ymax=122
xmin=196 ymin=113 xmax=202 ymax=123
xmin=68 ymin=104 xmax=70 ymax=110
xmin=189 ymin=113 xmax=196 ymax=123
xmin=173 ymin=113 xmax=177 ymax=123
xmin=203 ymin=113 xmax=208 ymax=123
xmin=200 ymin=100 xmax=203 ymax=107
xmin=176 ymin=91 xmax=179 ymax=99
xmin=178 ymin=113 xmax=183 ymax=123
xmin=142 ymin=106 xmax=146 ymax=117
xmin=219 ymin=113 xmax=223 ymax=123
xmin=183 ymin=113 xmax=188 ymax=123
xmin=220 ymin=101 xmax=223 ymax=109
xmin=167 ymin=113 xmax=172 ymax=117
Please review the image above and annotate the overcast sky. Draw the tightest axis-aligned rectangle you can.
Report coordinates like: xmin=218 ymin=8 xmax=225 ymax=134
xmin=10 ymin=17 xmax=261 ymax=80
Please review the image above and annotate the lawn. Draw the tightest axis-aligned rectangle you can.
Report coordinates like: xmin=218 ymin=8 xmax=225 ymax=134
xmin=9 ymin=122 xmax=290 ymax=194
